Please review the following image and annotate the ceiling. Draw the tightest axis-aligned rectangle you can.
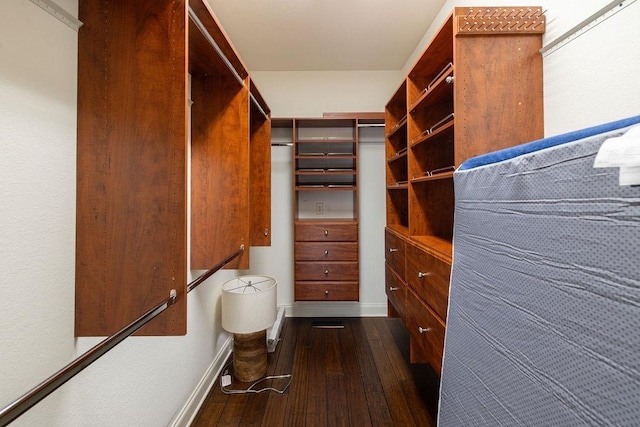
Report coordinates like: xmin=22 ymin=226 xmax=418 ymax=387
xmin=206 ymin=0 xmax=448 ymax=72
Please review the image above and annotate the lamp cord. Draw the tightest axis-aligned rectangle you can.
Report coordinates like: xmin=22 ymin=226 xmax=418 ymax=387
xmin=219 ymin=361 xmax=293 ymax=395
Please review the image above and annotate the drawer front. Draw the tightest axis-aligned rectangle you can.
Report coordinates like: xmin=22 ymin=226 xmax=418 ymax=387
xmin=295 ymin=242 xmax=358 ymax=261
xmin=406 ymin=242 xmax=451 ymax=320
xmin=385 ymin=228 xmax=406 ymax=278
xmin=385 ymin=263 xmax=406 ymax=320
xmin=295 ymin=281 xmax=359 ymax=301
xmin=405 ymin=288 xmax=446 ymax=374
xmin=295 ymin=261 xmax=359 ymax=281
xmin=295 ymin=222 xmax=358 ymax=242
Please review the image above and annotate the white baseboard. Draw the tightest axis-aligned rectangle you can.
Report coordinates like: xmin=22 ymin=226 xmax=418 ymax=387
xmin=169 ymin=336 xmax=233 ymax=427
xmin=284 ymin=302 xmax=387 ymax=317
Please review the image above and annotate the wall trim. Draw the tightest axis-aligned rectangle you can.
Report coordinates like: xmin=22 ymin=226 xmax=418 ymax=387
xmin=169 ymin=336 xmax=233 ymax=427
xmin=284 ymin=302 xmax=387 ymax=318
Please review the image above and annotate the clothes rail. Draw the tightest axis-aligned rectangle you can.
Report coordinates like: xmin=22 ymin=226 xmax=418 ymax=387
xmin=0 ymin=245 xmax=245 ymax=427
xmin=250 ymin=93 xmax=269 ymax=121
xmin=540 ymin=0 xmax=636 ymax=56
xmin=188 ymin=7 xmax=244 ymax=87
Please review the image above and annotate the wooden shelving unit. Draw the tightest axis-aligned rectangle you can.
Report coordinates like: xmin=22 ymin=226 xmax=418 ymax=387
xmin=384 ymin=6 xmax=545 ymax=373
xmin=76 ymin=0 xmax=270 ymax=336
xmin=274 ymin=114 xmax=384 ymax=302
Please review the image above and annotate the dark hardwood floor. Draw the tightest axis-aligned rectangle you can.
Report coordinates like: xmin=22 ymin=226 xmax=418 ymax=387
xmin=192 ymin=317 xmax=439 ymax=426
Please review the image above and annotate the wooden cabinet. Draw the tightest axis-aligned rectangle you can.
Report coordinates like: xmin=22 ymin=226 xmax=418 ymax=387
xmin=76 ymin=0 xmax=270 ymax=336
xmin=384 ymin=6 xmax=545 ymax=372
xmin=294 ymin=219 xmax=359 ymax=301
xmin=279 ymin=114 xmax=384 ymax=301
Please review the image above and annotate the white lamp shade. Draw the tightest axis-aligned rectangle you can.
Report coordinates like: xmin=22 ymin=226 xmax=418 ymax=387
xmin=221 ymin=275 xmax=277 ymax=334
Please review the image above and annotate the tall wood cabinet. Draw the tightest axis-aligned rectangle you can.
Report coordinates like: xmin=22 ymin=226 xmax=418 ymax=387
xmin=385 ymin=6 xmax=545 ymax=372
xmin=76 ymin=0 xmax=270 ymax=336
xmin=274 ymin=114 xmax=383 ymax=301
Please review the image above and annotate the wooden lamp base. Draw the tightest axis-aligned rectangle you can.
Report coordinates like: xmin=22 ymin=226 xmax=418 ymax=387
xmin=233 ymin=330 xmax=267 ymax=382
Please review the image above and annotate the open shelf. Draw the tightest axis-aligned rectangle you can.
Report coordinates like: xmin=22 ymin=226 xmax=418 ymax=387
xmin=384 ymin=5 xmax=545 ymax=372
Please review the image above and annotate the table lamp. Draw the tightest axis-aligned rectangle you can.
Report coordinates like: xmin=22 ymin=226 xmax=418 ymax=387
xmin=221 ymin=275 xmax=277 ymax=382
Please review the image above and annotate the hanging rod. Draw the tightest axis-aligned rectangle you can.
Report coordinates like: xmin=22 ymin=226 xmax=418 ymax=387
xmin=29 ymin=0 xmax=83 ymax=31
xmin=249 ymin=94 xmax=269 ymax=121
xmin=540 ymin=0 xmax=636 ymax=56
xmin=0 ymin=245 xmax=245 ymax=427
xmin=188 ymin=7 xmax=244 ymax=87
xmin=188 ymin=245 xmax=244 ymax=293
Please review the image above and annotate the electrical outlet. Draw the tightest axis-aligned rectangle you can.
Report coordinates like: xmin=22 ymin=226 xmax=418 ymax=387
xmin=316 ymin=202 xmax=324 ymax=214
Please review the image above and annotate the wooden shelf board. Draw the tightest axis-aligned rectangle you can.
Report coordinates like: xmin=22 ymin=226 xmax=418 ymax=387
xmin=410 ymin=120 xmax=454 ymax=149
xmin=387 ymin=183 xmax=409 ymax=190
xmin=411 ymin=171 xmax=454 ymax=184
xmin=409 ymin=65 xmax=455 ymax=113
xmin=386 ymin=224 xmax=409 ymax=237
xmin=410 ymin=235 xmax=452 ymax=263
xmin=387 ymin=151 xmax=408 ymax=164
xmin=296 ymin=185 xmax=356 ymax=191
xmin=386 ymin=116 xmax=407 ymax=139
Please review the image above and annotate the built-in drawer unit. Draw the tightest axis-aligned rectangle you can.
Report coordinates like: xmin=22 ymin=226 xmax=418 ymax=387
xmin=294 ymin=242 xmax=358 ymax=261
xmin=295 ymin=281 xmax=359 ymax=301
xmin=294 ymin=261 xmax=359 ymax=281
xmin=406 ymin=287 xmax=446 ymax=373
xmin=294 ymin=220 xmax=359 ymax=301
xmin=295 ymin=222 xmax=358 ymax=242
xmin=406 ymin=241 xmax=451 ymax=320
xmin=385 ymin=263 xmax=406 ymax=320
xmin=385 ymin=227 xmax=406 ymax=279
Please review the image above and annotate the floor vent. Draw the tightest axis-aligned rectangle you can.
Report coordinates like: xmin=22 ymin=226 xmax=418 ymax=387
xmin=312 ymin=319 xmax=345 ymax=329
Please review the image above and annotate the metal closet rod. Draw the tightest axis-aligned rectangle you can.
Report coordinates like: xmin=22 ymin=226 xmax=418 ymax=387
xmin=250 ymin=93 xmax=269 ymax=121
xmin=188 ymin=7 xmax=245 ymax=87
xmin=0 ymin=245 xmax=245 ymax=427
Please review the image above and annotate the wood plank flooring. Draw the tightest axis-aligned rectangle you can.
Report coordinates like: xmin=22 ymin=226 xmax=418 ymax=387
xmin=192 ymin=317 xmax=439 ymax=426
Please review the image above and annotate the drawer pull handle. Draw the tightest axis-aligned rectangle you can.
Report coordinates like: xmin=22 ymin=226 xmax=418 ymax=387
xmin=324 ymin=250 xmax=329 ymax=256
xmin=389 ymin=286 xmax=399 ymax=292
xmin=264 ymin=228 xmax=269 ymax=236
xmin=388 ymin=248 xmax=399 ymax=253
xmin=324 ymin=230 xmax=329 ymax=237
xmin=325 ymin=290 xmax=329 ymax=296
xmin=418 ymin=327 xmax=432 ymax=334
xmin=418 ymin=271 xmax=431 ymax=279
xmin=324 ymin=269 xmax=329 ymax=275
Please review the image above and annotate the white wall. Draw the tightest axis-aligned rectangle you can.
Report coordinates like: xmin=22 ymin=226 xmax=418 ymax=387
xmin=2 ymin=0 xmax=640 ymax=425
xmin=250 ymin=70 xmax=400 ymax=317
xmin=0 ymin=1 xmax=242 ymax=426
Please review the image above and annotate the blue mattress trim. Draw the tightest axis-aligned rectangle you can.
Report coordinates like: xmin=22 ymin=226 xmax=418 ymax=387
xmin=458 ymin=114 xmax=640 ymax=171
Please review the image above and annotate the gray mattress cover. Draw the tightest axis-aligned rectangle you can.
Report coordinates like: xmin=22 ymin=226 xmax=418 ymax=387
xmin=439 ymin=126 xmax=640 ymax=426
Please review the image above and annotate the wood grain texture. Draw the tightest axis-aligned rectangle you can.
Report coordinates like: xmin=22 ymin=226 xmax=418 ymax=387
xmin=249 ymin=100 xmax=271 ymax=247
xmin=192 ymin=317 xmax=437 ymax=426
xmin=386 ymin=7 xmax=544 ymax=371
xmin=406 ymin=241 xmax=451 ymax=320
xmin=454 ymin=33 xmax=544 ymax=165
xmin=294 ymin=242 xmax=358 ymax=261
xmin=190 ymin=74 xmax=250 ymax=270
xmin=294 ymin=281 xmax=359 ymax=301
xmin=294 ymin=220 xmax=358 ymax=242
xmin=76 ymin=0 xmax=187 ymax=336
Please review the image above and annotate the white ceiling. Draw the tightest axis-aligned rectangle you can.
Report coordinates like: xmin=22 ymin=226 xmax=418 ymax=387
xmin=207 ymin=0 xmax=448 ymax=72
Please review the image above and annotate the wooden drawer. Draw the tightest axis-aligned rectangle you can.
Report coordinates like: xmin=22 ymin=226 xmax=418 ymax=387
xmin=295 ymin=261 xmax=358 ymax=281
xmin=406 ymin=288 xmax=446 ymax=374
xmin=406 ymin=241 xmax=451 ymax=320
xmin=295 ymin=242 xmax=358 ymax=261
xmin=295 ymin=221 xmax=358 ymax=242
xmin=385 ymin=263 xmax=406 ymax=320
xmin=385 ymin=228 xmax=406 ymax=279
xmin=295 ymin=281 xmax=359 ymax=301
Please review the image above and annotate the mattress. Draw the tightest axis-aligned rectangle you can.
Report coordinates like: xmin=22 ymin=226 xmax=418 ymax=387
xmin=438 ymin=115 xmax=640 ymax=426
